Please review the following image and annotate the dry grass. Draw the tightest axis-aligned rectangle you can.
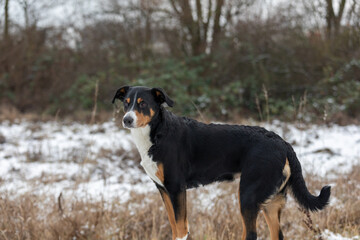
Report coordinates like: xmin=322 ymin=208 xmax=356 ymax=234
xmin=0 ymin=103 xmax=114 ymax=124
xmin=0 ymin=166 xmax=359 ymax=240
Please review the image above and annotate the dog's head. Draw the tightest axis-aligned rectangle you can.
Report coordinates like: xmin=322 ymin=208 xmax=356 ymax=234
xmin=112 ymin=86 xmax=174 ymax=129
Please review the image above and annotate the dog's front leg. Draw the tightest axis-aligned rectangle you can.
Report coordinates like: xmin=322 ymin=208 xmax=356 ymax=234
xmin=157 ymin=186 xmax=189 ymax=240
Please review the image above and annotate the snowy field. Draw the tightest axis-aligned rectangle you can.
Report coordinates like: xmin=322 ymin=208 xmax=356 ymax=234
xmin=0 ymin=119 xmax=359 ymax=239
xmin=0 ymin=120 xmax=153 ymax=202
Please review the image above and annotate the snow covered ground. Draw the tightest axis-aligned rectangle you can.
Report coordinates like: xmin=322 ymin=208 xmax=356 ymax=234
xmin=0 ymin=120 xmax=359 ymax=200
xmin=0 ymin=119 xmax=359 ymax=239
xmin=264 ymin=121 xmax=360 ymax=178
xmin=0 ymin=120 xmax=154 ymax=202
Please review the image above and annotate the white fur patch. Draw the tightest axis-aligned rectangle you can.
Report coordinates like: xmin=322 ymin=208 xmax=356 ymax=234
xmin=176 ymin=234 xmax=188 ymax=240
xmin=131 ymin=125 xmax=164 ymax=187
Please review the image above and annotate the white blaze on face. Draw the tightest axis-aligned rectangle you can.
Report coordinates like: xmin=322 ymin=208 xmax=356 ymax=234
xmin=122 ymin=92 xmax=139 ymax=128
xmin=130 ymin=125 xmax=164 ymax=187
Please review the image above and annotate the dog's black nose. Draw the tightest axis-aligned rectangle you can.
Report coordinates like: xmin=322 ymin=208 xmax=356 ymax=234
xmin=123 ymin=116 xmax=134 ymax=127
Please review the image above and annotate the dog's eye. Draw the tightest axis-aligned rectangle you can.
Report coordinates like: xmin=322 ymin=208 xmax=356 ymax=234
xmin=124 ymin=101 xmax=129 ymax=108
xmin=139 ymin=101 xmax=147 ymax=108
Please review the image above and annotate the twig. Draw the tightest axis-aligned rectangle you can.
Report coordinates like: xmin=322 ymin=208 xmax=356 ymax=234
xmin=190 ymin=100 xmax=206 ymax=122
xmin=0 ymin=230 xmax=9 ymax=240
xmin=262 ymin=84 xmax=270 ymax=123
xmin=54 ymin=109 xmax=61 ymax=122
xmin=292 ymin=95 xmax=297 ymax=121
xmin=58 ymin=192 xmax=64 ymax=215
xmin=323 ymin=108 xmax=328 ymax=124
xmin=255 ymin=94 xmax=263 ymax=122
xmin=90 ymin=80 xmax=99 ymax=125
xmin=299 ymin=207 xmax=323 ymax=240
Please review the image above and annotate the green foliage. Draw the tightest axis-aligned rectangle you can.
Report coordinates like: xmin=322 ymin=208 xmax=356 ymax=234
xmin=324 ymin=59 xmax=360 ymax=117
xmin=61 ymin=75 xmax=98 ymax=111
xmin=133 ymin=56 xmax=209 ymax=116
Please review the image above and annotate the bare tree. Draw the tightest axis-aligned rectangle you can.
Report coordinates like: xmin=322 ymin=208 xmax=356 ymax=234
xmin=19 ymin=0 xmax=30 ymax=28
xmin=168 ymin=0 xmax=253 ymax=56
xmin=16 ymin=0 xmax=63 ymax=29
xmin=100 ymin=0 xmax=253 ymax=57
xmin=168 ymin=0 xmax=224 ymax=55
xmin=345 ymin=0 xmax=359 ymax=26
xmin=325 ymin=0 xmax=346 ymax=38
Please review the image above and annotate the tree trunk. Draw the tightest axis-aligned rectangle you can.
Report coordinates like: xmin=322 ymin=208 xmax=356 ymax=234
xmin=4 ymin=0 xmax=10 ymax=41
xmin=211 ymin=0 xmax=224 ymax=54
xmin=326 ymin=0 xmax=335 ymax=39
xmin=3 ymin=0 xmax=10 ymax=73
xmin=334 ymin=0 xmax=346 ymax=35
xmin=325 ymin=0 xmax=346 ymax=39
xmin=168 ymin=0 xmax=226 ymax=56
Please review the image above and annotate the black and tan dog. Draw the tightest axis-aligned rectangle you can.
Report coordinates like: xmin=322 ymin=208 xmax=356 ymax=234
xmin=112 ymin=86 xmax=331 ymax=240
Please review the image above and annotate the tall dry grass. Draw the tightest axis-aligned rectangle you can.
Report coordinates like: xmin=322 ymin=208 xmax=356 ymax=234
xmin=0 ymin=165 xmax=359 ymax=240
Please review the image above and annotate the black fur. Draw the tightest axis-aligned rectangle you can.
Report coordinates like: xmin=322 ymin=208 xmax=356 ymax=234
xmin=112 ymin=86 xmax=129 ymax=103
xmin=113 ymin=86 xmax=331 ymax=239
xmin=286 ymin=143 xmax=331 ymax=211
xmin=148 ymin=107 xmax=330 ymax=211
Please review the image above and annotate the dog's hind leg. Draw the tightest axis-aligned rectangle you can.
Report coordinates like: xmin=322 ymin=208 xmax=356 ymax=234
xmin=240 ymin=204 xmax=259 ymax=240
xmin=157 ymin=186 xmax=189 ymax=240
xmin=238 ymin=185 xmax=247 ymax=240
xmin=262 ymin=193 xmax=286 ymax=240
xmin=239 ymin=185 xmax=261 ymax=240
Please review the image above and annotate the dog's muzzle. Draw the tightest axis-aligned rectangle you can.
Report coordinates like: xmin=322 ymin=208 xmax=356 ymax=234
xmin=123 ymin=111 xmax=136 ymax=128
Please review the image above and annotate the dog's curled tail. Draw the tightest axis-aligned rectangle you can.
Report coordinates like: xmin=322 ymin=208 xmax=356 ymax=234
xmin=286 ymin=144 xmax=331 ymax=212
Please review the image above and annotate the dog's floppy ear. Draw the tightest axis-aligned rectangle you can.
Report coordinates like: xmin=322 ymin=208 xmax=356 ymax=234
xmin=112 ymin=86 xmax=130 ymax=103
xmin=151 ymin=87 xmax=174 ymax=107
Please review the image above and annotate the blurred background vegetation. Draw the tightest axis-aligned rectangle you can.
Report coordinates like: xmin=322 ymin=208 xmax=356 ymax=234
xmin=0 ymin=0 xmax=359 ymax=123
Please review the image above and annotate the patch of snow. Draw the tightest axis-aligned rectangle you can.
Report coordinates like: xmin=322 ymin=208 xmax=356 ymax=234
xmin=323 ymin=229 xmax=360 ymax=240
xmin=264 ymin=123 xmax=360 ymax=178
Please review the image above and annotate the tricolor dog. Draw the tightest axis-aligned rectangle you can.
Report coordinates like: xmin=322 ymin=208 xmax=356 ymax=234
xmin=112 ymin=86 xmax=331 ymax=240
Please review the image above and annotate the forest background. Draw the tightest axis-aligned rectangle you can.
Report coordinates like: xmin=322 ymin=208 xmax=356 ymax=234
xmin=1 ymin=0 xmax=360 ymax=123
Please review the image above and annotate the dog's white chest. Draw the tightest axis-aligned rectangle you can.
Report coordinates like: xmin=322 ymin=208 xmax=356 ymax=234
xmin=130 ymin=126 xmax=163 ymax=187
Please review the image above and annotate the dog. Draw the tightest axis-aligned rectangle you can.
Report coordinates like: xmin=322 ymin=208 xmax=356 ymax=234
xmin=112 ymin=86 xmax=331 ymax=240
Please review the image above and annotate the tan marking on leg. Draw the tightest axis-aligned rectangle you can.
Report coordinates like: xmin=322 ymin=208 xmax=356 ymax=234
xmin=279 ymin=158 xmax=291 ymax=191
xmin=155 ymin=163 xmax=164 ymax=183
xmin=159 ymin=189 xmax=188 ymax=240
xmin=238 ymin=188 xmax=246 ymax=240
xmin=159 ymin=189 xmax=177 ymax=239
xmin=262 ymin=195 xmax=285 ymax=240
xmin=240 ymin=211 xmax=247 ymax=239
xmin=175 ymin=191 xmax=188 ymax=238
